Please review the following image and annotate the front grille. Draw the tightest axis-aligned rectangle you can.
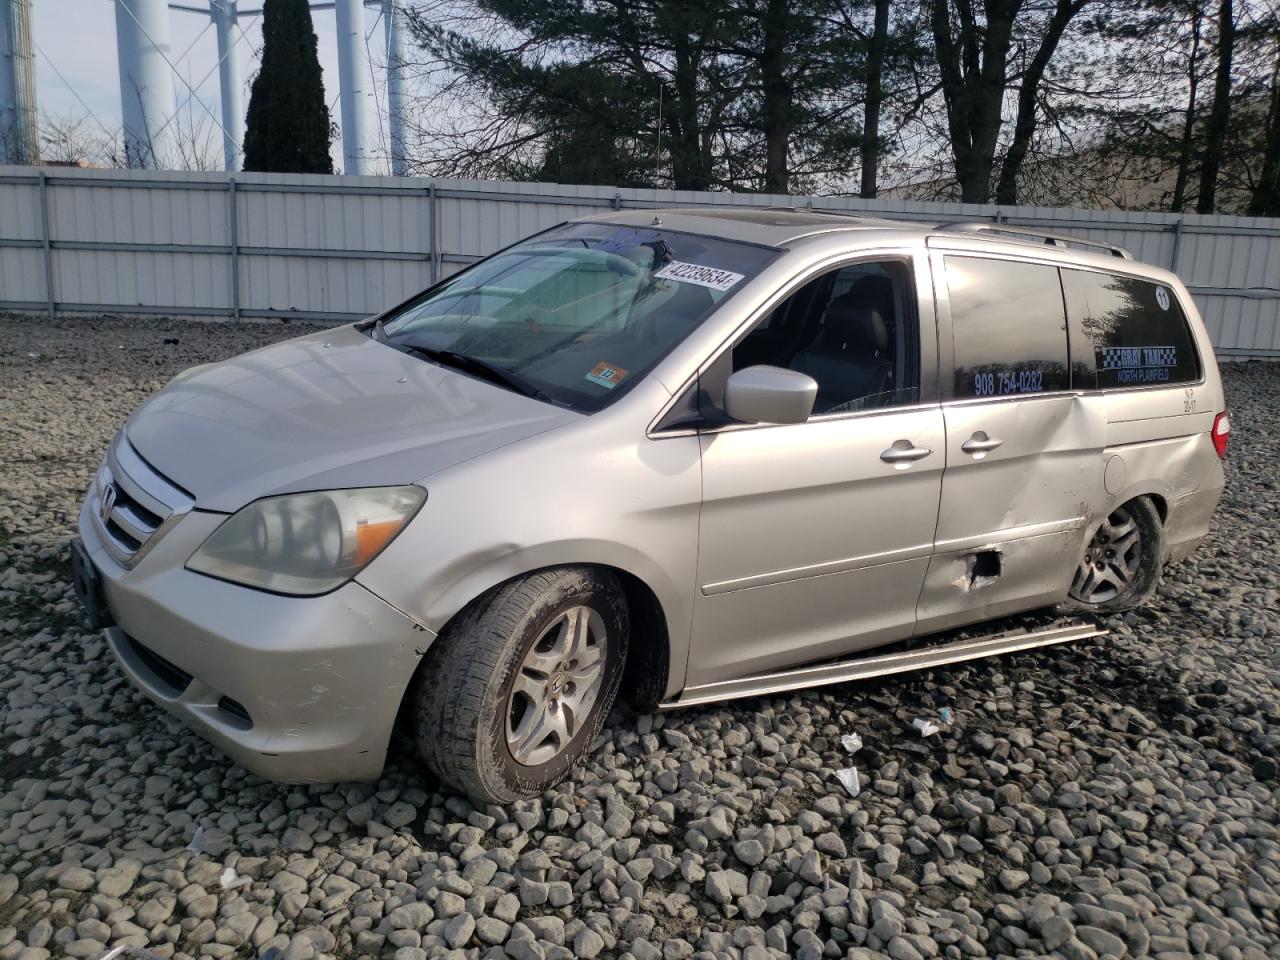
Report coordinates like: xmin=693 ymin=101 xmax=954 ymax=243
xmin=123 ymin=631 xmax=192 ymax=695
xmin=101 ymin=476 xmax=165 ymax=551
xmin=91 ymin=433 xmax=194 ymax=568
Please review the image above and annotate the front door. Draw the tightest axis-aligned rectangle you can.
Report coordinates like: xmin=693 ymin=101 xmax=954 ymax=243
xmin=685 ymin=252 xmax=944 ymax=689
xmin=914 ymin=250 xmax=1107 ymax=633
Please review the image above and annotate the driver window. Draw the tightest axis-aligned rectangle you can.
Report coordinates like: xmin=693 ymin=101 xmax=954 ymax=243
xmin=731 ymin=259 xmax=919 ymax=415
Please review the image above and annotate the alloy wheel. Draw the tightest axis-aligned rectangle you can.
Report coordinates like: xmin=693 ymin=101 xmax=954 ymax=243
xmin=505 ymin=605 xmax=607 ymax=767
xmin=1071 ymin=506 xmax=1143 ymax=604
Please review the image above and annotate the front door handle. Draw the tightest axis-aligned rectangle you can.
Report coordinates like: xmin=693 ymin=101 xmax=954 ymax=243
xmin=961 ymin=432 xmax=1004 ymax=456
xmin=880 ymin=440 xmax=933 ymax=465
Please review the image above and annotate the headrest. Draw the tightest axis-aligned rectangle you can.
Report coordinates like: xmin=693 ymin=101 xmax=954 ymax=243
xmin=822 ymin=291 xmax=889 ymax=355
xmin=847 ymin=274 xmax=896 ymax=319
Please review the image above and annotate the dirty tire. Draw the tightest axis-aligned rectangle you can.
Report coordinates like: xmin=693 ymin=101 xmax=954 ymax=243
xmin=1063 ymin=496 xmax=1164 ymax=615
xmin=414 ymin=567 xmax=629 ymax=805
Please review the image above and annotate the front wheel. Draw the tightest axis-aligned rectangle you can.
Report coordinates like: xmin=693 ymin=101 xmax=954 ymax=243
xmin=414 ymin=567 xmax=629 ymax=805
xmin=1065 ymin=497 xmax=1163 ymax=614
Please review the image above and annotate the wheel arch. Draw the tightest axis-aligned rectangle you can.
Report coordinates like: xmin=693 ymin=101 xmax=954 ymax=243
xmin=1101 ymin=484 xmax=1169 ymax=527
xmin=406 ymin=542 xmax=685 ymax=705
xmin=1146 ymin=491 xmax=1168 ymax=523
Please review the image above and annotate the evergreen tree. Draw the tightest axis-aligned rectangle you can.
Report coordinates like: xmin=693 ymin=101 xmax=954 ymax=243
xmin=243 ymin=0 xmax=333 ymax=174
xmin=410 ymin=0 xmax=891 ymax=193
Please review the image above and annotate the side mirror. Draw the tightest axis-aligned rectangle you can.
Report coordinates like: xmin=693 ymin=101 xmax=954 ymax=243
xmin=724 ymin=365 xmax=817 ymax=425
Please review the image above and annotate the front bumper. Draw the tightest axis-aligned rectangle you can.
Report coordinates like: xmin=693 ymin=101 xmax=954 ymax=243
xmin=77 ymin=494 xmax=435 ymax=783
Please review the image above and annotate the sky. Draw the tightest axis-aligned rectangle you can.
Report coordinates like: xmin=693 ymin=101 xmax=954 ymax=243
xmin=31 ymin=0 xmax=393 ymax=172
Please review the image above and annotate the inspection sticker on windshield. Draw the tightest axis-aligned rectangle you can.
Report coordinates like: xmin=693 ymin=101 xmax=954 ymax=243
xmin=585 ymin=362 xmax=629 ymax=389
xmin=653 ymin=260 xmax=745 ymax=291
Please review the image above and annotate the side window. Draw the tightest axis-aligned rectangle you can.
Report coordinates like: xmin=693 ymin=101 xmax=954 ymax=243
xmin=945 ymin=256 xmax=1069 ymax=398
xmin=728 ymin=260 xmax=919 ymax=415
xmin=1061 ymin=269 xmax=1201 ymax=388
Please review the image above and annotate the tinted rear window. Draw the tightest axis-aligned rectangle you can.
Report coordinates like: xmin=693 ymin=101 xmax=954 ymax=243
xmin=1062 ymin=269 xmax=1201 ymax=388
xmin=945 ymin=256 xmax=1070 ymax=398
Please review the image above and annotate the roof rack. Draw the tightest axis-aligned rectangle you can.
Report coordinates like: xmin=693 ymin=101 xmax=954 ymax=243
xmin=936 ymin=222 xmax=1133 ymax=260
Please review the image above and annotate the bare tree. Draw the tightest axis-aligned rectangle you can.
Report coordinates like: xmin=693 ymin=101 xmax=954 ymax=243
xmin=1249 ymin=44 xmax=1280 ymax=215
xmin=994 ymin=0 xmax=1092 ymax=204
xmin=859 ymin=0 xmax=890 ymax=198
xmin=39 ymin=112 xmax=122 ymax=167
xmin=1198 ymin=0 xmax=1237 ymax=212
xmin=1170 ymin=0 xmax=1204 ymax=211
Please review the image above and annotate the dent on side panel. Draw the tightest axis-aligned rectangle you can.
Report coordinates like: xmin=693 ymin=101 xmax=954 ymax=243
xmin=1119 ymin=435 xmax=1208 ymax=500
xmin=261 ymin=586 xmax=432 ymax=745
xmin=915 ymin=529 xmax=1082 ymax=635
xmin=935 ymin=394 xmax=1107 ymax=550
xmin=917 ymin=393 xmax=1106 ymax=636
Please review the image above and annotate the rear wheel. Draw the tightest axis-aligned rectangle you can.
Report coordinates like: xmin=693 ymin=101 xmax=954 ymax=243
xmin=1065 ymin=498 xmax=1163 ymax=614
xmin=414 ymin=567 xmax=629 ymax=804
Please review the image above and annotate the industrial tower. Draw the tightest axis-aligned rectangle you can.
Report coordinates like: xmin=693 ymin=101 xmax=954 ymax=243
xmin=1 ymin=0 xmax=410 ymax=173
xmin=0 ymin=0 xmax=37 ymax=164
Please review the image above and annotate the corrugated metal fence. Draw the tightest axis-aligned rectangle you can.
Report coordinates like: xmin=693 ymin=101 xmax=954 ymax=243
xmin=1 ymin=165 xmax=1278 ymax=357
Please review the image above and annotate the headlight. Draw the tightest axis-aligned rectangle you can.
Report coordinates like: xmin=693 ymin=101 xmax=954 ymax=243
xmin=187 ymin=486 xmax=425 ymax=595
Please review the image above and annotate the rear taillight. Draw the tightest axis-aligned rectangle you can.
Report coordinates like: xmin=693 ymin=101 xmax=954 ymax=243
xmin=1212 ymin=411 xmax=1230 ymax=458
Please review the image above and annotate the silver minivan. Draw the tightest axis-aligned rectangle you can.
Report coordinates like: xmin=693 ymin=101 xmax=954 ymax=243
xmin=72 ymin=209 xmax=1228 ymax=803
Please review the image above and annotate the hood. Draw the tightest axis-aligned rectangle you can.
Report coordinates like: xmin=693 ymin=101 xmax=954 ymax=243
xmin=126 ymin=324 xmax=580 ymax=512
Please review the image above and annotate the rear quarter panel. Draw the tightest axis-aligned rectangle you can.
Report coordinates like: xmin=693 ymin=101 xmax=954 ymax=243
xmin=1088 ymin=276 xmax=1225 ymax=558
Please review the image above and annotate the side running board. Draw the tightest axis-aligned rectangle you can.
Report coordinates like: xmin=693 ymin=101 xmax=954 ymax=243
xmin=660 ymin=618 xmax=1106 ymax=710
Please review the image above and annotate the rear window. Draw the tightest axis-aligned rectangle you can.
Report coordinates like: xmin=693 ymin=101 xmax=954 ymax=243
xmin=1062 ymin=269 xmax=1201 ymax=388
xmin=945 ymin=256 xmax=1070 ymax=398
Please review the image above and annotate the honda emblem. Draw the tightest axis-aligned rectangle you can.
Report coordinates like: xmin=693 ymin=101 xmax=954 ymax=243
xmin=99 ymin=483 xmax=117 ymax=523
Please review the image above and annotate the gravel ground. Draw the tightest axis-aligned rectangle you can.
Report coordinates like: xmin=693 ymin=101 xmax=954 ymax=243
xmin=1 ymin=313 xmax=1278 ymax=960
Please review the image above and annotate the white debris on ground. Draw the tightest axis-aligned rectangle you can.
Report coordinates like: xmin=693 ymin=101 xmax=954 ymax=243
xmin=1 ymin=315 xmax=1278 ymax=960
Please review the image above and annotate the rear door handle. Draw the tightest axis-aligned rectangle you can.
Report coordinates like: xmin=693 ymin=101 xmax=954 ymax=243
xmin=880 ymin=440 xmax=933 ymax=465
xmin=961 ymin=432 xmax=1004 ymax=456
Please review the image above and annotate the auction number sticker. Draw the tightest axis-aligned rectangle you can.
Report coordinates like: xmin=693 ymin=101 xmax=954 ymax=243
xmin=653 ymin=260 xmax=745 ymax=292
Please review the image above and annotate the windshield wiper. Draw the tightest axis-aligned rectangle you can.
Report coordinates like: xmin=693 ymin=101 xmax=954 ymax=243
xmin=399 ymin=341 xmax=550 ymax=402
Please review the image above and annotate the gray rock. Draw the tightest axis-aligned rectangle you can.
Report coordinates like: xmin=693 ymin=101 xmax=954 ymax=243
xmin=388 ymin=902 xmax=434 ymax=930
xmin=383 ymin=801 xmax=418 ymax=829
xmin=734 ymin=839 xmax=766 ymax=867
xmin=58 ymin=868 xmax=94 ymax=892
xmin=1041 ymin=915 xmax=1075 ymax=951
xmin=573 ymin=928 xmax=605 ymax=959
xmin=887 ymin=935 xmax=924 ymax=960
xmin=1076 ymin=925 xmax=1127 ymax=957
xmin=281 ymin=827 xmax=314 ymax=852
xmin=705 ymin=870 xmax=748 ymax=904
xmin=95 ymin=859 xmax=141 ymax=898
xmin=475 ymin=917 xmax=510 ymax=945
xmin=999 ymin=868 xmax=1029 ymax=892
xmin=797 ymin=850 xmax=824 ymax=884
xmin=442 ymin=913 xmax=475 ymax=948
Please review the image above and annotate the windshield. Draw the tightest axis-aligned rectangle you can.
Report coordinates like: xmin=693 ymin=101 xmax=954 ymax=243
xmin=376 ymin=223 xmax=778 ymax=412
